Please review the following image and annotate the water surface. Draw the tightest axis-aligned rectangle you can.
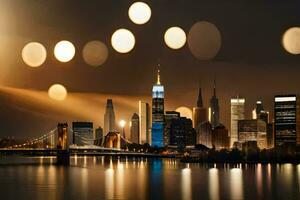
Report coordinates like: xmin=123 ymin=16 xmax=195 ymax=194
xmin=0 ymin=156 xmax=299 ymax=200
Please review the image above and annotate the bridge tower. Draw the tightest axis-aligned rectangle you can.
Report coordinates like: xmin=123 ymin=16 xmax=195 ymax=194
xmin=56 ymin=123 xmax=69 ymax=165
xmin=57 ymin=123 xmax=68 ymax=150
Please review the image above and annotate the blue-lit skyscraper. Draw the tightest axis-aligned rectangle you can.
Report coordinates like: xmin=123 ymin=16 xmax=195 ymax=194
xmin=151 ymin=69 xmax=164 ymax=147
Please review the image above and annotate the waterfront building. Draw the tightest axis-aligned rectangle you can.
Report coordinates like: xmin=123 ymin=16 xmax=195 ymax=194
xmin=212 ymin=124 xmax=230 ymax=150
xmin=230 ymin=97 xmax=245 ymax=147
xmin=252 ymin=101 xmax=269 ymax=124
xmin=274 ymin=95 xmax=300 ymax=147
xmin=169 ymin=117 xmax=196 ymax=147
xmin=195 ymin=121 xmax=212 ymax=148
xmin=72 ymin=122 xmax=94 ymax=146
xmin=130 ymin=113 xmax=140 ymax=144
xmin=94 ymin=126 xmax=103 ymax=146
xmin=152 ymin=69 xmax=165 ymax=147
xmin=139 ymin=101 xmax=150 ymax=144
xmin=238 ymin=119 xmax=267 ymax=149
xmin=267 ymin=123 xmax=274 ymax=148
xmin=164 ymin=111 xmax=181 ymax=145
xmin=192 ymin=87 xmax=208 ymax=128
xmin=104 ymin=99 xmax=116 ymax=135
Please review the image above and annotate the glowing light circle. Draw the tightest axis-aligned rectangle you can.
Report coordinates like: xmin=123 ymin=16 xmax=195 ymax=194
xmin=282 ymin=27 xmax=300 ymax=55
xmin=111 ymin=29 xmax=135 ymax=53
xmin=164 ymin=27 xmax=187 ymax=49
xmin=176 ymin=106 xmax=193 ymax=119
xmin=54 ymin=40 xmax=76 ymax=62
xmin=188 ymin=21 xmax=221 ymax=60
xmin=128 ymin=2 xmax=151 ymax=25
xmin=48 ymin=84 xmax=67 ymax=101
xmin=82 ymin=41 xmax=108 ymax=66
xmin=21 ymin=42 xmax=47 ymax=67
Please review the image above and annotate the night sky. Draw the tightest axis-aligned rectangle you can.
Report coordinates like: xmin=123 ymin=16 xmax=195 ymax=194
xmin=1 ymin=0 xmax=300 ymax=138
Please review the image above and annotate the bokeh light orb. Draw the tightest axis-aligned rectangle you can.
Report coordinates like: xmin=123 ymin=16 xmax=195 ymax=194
xmin=21 ymin=42 xmax=47 ymax=67
xmin=48 ymin=84 xmax=67 ymax=101
xmin=188 ymin=21 xmax=221 ymax=60
xmin=111 ymin=29 xmax=135 ymax=53
xmin=164 ymin=27 xmax=187 ymax=49
xmin=82 ymin=41 xmax=108 ymax=66
xmin=54 ymin=40 xmax=76 ymax=62
xmin=282 ymin=27 xmax=300 ymax=55
xmin=128 ymin=2 xmax=151 ymax=25
xmin=176 ymin=106 xmax=193 ymax=119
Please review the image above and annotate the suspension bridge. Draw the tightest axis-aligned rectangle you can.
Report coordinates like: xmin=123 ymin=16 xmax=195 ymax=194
xmin=0 ymin=123 xmax=158 ymax=158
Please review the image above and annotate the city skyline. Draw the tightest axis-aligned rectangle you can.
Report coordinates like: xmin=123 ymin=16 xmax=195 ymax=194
xmin=1 ymin=1 xmax=300 ymax=200
xmin=1 ymin=0 xmax=300 ymax=138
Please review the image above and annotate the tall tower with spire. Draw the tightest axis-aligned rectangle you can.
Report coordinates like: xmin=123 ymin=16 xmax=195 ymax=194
xmin=151 ymin=68 xmax=165 ymax=147
xmin=210 ymin=79 xmax=220 ymax=129
xmin=192 ymin=86 xmax=208 ymax=128
xmin=104 ymin=99 xmax=116 ymax=135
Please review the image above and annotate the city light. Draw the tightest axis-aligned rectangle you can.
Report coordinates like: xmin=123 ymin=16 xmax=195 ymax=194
xmin=128 ymin=2 xmax=151 ymax=25
xmin=164 ymin=27 xmax=187 ymax=49
xmin=82 ymin=40 xmax=108 ymax=66
xmin=119 ymin=120 xmax=126 ymax=128
xmin=275 ymin=96 xmax=296 ymax=102
xmin=1 ymin=2 xmax=300 ymax=199
xmin=21 ymin=42 xmax=47 ymax=67
xmin=54 ymin=40 xmax=76 ymax=62
xmin=111 ymin=29 xmax=135 ymax=53
xmin=48 ymin=84 xmax=68 ymax=101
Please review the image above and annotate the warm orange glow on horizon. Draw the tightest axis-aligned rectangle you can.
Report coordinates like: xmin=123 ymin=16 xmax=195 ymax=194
xmin=0 ymin=85 xmax=148 ymax=131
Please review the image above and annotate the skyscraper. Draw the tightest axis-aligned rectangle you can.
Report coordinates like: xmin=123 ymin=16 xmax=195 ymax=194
xmin=252 ymin=101 xmax=270 ymax=124
xmin=139 ymin=101 xmax=150 ymax=144
xmin=94 ymin=126 xmax=103 ymax=146
xmin=130 ymin=113 xmax=140 ymax=144
xmin=238 ymin=119 xmax=267 ymax=149
xmin=151 ymin=69 xmax=164 ymax=147
xmin=230 ymin=97 xmax=245 ymax=147
xmin=252 ymin=101 xmax=273 ymax=148
xmin=72 ymin=122 xmax=94 ymax=146
xmin=212 ymin=124 xmax=230 ymax=150
xmin=274 ymin=95 xmax=300 ymax=147
xmin=192 ymin=87 xmax=208 ymax=128
xmin=195 ymin=121 xmax=212 ymax=148
xmin=104 ymin=99 xmax=115 ymax=135
xmin=169 ymin=117 xmax=196 ymax=147
xmin=164 ymin=111 xmax=181 ymax=145
xmin=210 ymin=80 xmax=220 ymax=129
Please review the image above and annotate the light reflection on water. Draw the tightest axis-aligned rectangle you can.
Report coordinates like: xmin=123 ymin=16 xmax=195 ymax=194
xmin=209 ymin=168 xmax=219 ymax=200
xmin=230 ymin=168 xmax=243 ymax=200
xmin=0 ymin=157 xmax=299 ymax=200
xmin=181 ymin=167 xmax=192 ymax=200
